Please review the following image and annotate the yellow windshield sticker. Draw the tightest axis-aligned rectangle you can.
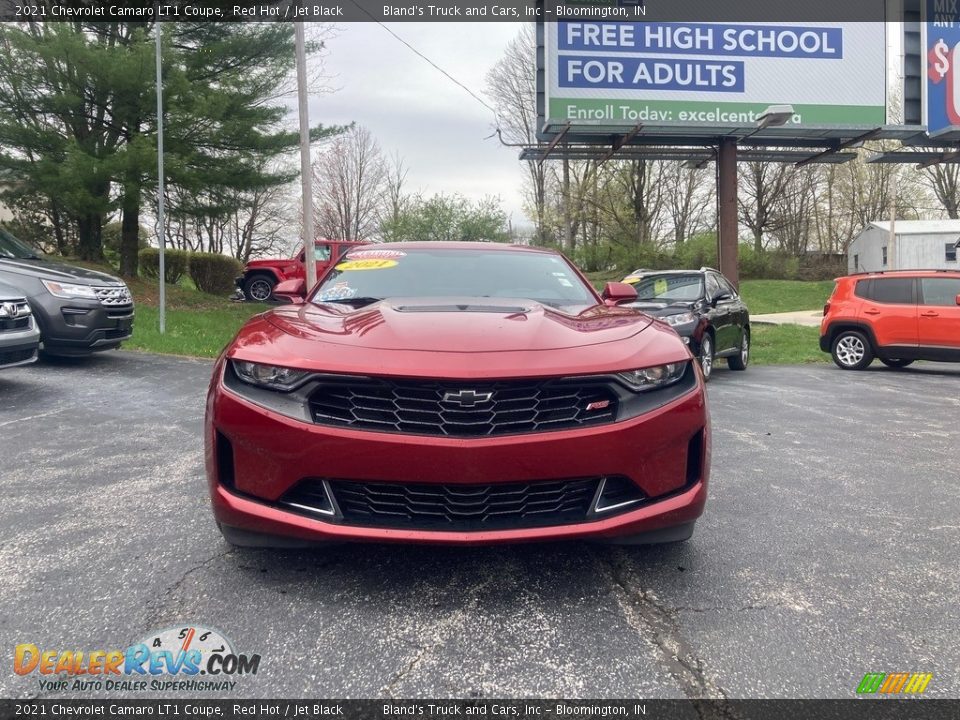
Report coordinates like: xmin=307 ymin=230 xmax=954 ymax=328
xmin=335 ymin=259 xmax=398 ymax=271
xmin=654 ymin=278 xmax=668 ymax=295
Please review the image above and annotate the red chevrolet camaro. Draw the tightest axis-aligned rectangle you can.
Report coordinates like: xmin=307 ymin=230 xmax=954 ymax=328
xmin=205 ymin=242 xmax=710 ymax=547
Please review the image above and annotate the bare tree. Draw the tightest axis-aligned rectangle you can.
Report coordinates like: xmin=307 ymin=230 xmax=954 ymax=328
xmin=770 ymin=165 xmax=819 ymax=255
xmin=595 ymin=159 xmax=667 ymax=250
xmin=485 ymin=25 xmax=548 ymax=244
xmin=377 ymin=152 xmax=410 ymax=241
xmin=921 ymin=162 xmax=960 ymax=218
xmin=313 ymin=125 xmax=387 ymax=241
xmin=661 ymin=164 xmax=712 ymax=245
xmin=738 ymin=161 xmax=795 ymax=251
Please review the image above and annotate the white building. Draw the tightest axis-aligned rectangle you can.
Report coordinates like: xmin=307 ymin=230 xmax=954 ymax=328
xmin=848 ymin=220 xmax=960 ymax=273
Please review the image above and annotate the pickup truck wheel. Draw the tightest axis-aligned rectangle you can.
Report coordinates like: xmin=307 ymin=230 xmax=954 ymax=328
xmin=243 ymin=274 xmax=275 ymax=302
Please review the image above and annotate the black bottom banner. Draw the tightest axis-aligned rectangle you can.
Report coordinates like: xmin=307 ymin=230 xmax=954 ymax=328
xmin=1 ymin=700 xmax=957 ymax=720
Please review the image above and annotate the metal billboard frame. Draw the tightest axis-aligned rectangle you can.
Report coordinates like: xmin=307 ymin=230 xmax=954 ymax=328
xmin=528 ymin=6 xmax=938 ymax=285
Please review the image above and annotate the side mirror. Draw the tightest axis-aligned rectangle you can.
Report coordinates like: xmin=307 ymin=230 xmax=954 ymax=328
xmin=712 ymin=291 xmax=732 ymax=306
xmin=601 ymin=281 xmax=638 ymax=306
xmin=956 ymin=293 xmax=960 ymax=306
xmin=273 ymin=278 xmax=306 ymax=305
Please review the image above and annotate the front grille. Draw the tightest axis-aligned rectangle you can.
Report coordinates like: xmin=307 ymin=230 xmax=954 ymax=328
xmin=94 ymin=285 xmax=133 ymax=307
xmin=0 ymin=348 xmax=36 ymax=366
xmin=308 ymin=377 xmax=618 ymax=437
xmin=105 ymin=326 xmax=132 ymax=340
xmin=321 ymin=477 xmax=603 ymax=530
xmin=0 ymin=317 xmax=30 ymax=332
xmin=0 ymin=301 xmax=31 ymax=332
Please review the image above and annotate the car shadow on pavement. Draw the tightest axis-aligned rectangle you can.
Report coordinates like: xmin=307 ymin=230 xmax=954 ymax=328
xmin=860 ymin=362 xmax=960 ymax=378
xmin=216 ymin=540 xmax=698 ymax=610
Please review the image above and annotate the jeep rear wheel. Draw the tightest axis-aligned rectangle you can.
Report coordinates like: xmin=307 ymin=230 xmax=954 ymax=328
xmin=831 ymin=330 xmax=874 ymax=370
xmin=243 ymin=274 xmax=275 ymax=302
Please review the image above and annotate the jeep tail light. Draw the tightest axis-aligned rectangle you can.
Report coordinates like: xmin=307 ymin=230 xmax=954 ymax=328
xmin=823 ymin=302 xmax=831 ymax=316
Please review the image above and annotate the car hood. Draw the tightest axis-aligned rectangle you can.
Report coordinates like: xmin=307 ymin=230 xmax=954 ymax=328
xmin=229 ymin=298 xmax=692 ymax=378
xmin=0 ymin=279 xmax=28 ymax=300
xmin=0 ymin=257 xmax=125 ymax=285
xmin=264 ymin=298 xmax=653 ymax=352
xmin=245 ymin=258 xmax=293 ymax=269
xmin=625 ymin=301 xmax=695 ymax=318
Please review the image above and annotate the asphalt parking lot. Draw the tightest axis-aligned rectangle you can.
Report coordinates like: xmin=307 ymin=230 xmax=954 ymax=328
xmin=1 ymin=353 xmax=958 ymax=699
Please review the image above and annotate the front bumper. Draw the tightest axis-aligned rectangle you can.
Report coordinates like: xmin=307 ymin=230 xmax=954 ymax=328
xmin=665 ymin=322 xmax=702 ymax=354
xmin=30 ymin=294 xmax=134 ymax=356
xmin=205 ymin=371 xmax=710 ymax=546
xmin=0 ymin=315 xmax=40 ymax=369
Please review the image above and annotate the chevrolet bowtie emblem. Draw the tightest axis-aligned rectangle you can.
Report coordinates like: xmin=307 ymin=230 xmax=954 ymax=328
xmin=442 ymin=389 xmax=493 ymax=408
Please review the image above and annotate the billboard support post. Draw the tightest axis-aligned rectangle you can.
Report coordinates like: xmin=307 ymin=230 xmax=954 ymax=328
xmin=717 ymin=138 xmax=739 ymax=289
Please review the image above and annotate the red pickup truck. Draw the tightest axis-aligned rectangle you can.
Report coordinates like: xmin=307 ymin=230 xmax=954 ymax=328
xmin=236 ymin=240 xmax=368 ymax=301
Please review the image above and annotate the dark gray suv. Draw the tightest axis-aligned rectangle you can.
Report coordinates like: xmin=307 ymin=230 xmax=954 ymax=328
xmin=0 ymin=228 xmax=134 ymax=357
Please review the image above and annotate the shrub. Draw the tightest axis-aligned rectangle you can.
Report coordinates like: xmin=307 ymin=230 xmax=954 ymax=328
xmin=188 ymin=252 xmax=242 ymax=295
xmin=673 ymin=232 xmax=718 ymax=270
xmin=797 ymin=254 xmax=847 ymax=281
xmin=738 ymin=244 xmax=769 ymax=279
xmin=139 ymin=247 xmax=189 ymax=285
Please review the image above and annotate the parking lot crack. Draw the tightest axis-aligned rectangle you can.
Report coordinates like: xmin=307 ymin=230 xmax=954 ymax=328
xmin=383 ymin=644 xmax=431 ymax=696
xmin=600 ymin=551 xmax=735 ymax=715
xmin=381 ymin=568 xmax=499 ymax=697
xmin=143 ymin=548 xmax=235 ymax=628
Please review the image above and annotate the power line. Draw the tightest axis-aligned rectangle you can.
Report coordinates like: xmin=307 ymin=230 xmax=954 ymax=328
xmin=346 ymin=1 xmax=501 ymax=125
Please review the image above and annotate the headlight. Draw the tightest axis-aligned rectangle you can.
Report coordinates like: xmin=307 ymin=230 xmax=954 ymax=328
xmin=616 ymin=362 xmax=687 ymax=392
xmin=41 ymin=280 xmax=98 ymax=300
xmin=232 ymin=360 xmax=310 ymax=392
xmin=663 ymin=312 xmax=696 ymax=327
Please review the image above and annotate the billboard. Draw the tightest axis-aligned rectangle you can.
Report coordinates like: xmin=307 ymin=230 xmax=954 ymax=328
xmin=543 ymin=22 xmax=887 ymax=130
xmin=923 ymin=0 xmax=960 ymax=136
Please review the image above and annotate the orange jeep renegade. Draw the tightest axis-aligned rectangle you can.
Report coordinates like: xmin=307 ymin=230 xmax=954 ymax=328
xmin=820 ymin=270 xmax=960 ymax=370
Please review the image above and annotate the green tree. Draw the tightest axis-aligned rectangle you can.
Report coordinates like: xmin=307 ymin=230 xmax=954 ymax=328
xmin=0 ymin=22 xmax=341 ymax=277
xmin=382 ymin=194 xmax=509 ymax=243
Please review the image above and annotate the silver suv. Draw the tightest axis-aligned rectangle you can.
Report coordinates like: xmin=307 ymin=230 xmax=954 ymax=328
xmin=0 ymin=279 xmax=39 ymax=370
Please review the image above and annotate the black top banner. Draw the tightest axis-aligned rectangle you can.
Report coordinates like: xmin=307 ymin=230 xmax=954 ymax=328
xmin=0 ymin=0 xmax=898 ymax=23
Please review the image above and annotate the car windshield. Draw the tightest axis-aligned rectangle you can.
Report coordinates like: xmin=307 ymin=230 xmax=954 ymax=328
xmin=0 ymin=227 xmax=43 ymax=260
xmin=633 ymin=274 xmax=704 ymax=302
xmin=310 ymin=247 xmax=597 ymax=311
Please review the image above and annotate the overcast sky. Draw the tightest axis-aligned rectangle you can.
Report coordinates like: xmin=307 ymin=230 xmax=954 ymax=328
xmin=299 ymin=22 xmax=902 ymax=237
xmin=306 ymin=22 xmax=531 ymax=228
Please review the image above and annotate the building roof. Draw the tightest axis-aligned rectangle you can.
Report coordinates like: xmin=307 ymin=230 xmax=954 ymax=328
xmin=867 ymin=220 xmax=960 ymax=235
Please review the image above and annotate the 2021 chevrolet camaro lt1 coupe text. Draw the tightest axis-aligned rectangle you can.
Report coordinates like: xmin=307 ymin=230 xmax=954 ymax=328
xmin=205 ymin=242 xmax=710 ymax=547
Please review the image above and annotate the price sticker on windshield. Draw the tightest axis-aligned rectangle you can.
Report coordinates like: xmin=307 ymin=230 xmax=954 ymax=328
xmin=335 ymin=259 xmax=398 ymax=271
xmin=654 ymin=278 xmax=668 ymax=295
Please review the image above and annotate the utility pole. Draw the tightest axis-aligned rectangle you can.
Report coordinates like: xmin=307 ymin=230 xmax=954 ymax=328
xmin=155 ymin=19 xmax=166 ymax=334
xmin=889 ymin=167 xmax=898 ymax=270
xmin=295 ymin=23 xmax=316 ymax=291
